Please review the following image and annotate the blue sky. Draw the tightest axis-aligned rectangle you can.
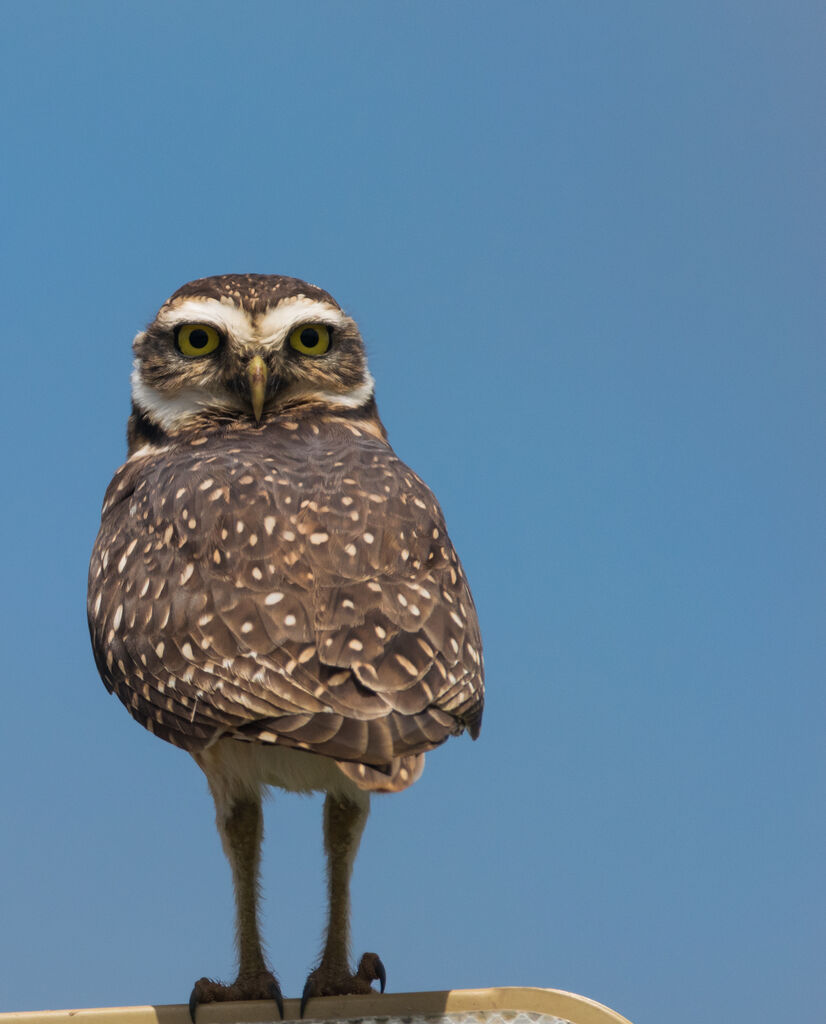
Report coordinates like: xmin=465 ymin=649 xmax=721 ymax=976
xmin=0 ymin=4 xmax=822 ymax=1023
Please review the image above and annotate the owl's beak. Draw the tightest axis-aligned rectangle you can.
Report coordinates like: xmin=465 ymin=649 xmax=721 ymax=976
xmin=246 ymin=355 xmax=268 ymax=422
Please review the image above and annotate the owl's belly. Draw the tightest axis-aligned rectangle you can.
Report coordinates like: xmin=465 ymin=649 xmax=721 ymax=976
xmin=193 ymin=735 xmax=369 ymax=803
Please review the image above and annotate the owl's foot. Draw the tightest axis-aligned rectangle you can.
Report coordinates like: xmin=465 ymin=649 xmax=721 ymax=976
xmin=300 ymin=952 xmax=386 ymax=1016
xmin=189 ymin=971 xmax=283 ymax=1022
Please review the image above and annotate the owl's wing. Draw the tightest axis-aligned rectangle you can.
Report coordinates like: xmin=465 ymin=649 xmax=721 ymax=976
xmin=88 ymin=427 xmax=484 ymax=775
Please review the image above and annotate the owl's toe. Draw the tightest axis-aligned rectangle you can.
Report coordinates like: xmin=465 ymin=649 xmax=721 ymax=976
xmin=189 ymin=971 xmax=283 ymax=1022
xmin=301 ymin=952 xmax=386 ymax=1016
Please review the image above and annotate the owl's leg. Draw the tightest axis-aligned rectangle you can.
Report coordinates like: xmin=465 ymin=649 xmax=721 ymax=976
xmin=189 ymin=763 xmax=283 ymax=1022
xmin=301 ymin=791 xmax=385 ymax=1015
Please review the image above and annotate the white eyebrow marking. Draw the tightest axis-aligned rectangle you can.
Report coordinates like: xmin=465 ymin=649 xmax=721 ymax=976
xmin=256 ymin=297 xmax=354 ymax=347
xmin=155 ymin=298 xmax=254 ymax=343
xmin=154 ymin=295 xmax=355 ymax=351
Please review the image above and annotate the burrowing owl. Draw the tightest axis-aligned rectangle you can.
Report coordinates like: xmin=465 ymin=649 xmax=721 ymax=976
xmin=87 ymin=274 xmax=484 ymax=1018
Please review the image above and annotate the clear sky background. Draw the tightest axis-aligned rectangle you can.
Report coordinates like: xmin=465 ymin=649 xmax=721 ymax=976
xmin=0 ymin=4 xmax=822 ymax=1024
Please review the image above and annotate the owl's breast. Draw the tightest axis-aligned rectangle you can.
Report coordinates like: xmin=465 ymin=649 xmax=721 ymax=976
xmin=88 ymin=416 xmax=483 ymax=757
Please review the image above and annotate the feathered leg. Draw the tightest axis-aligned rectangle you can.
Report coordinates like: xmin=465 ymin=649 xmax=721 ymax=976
xmin=301 ymin=791 xmax=385 ymax=1015
xmin=189 ymin=758 xmax=283 ymax=1021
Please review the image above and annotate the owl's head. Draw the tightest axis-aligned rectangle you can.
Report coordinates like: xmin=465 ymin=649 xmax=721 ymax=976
xmin=129 ymin=274 xmax=377 ymax=450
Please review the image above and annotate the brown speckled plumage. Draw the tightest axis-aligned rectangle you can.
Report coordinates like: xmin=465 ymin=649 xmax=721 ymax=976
xmin=169 ymin=273 xmax=340 ymax=315
xmin=87 ymin=274 xmax=483 ymax=1014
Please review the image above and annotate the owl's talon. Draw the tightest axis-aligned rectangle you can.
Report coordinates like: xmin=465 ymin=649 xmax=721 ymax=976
xmin=300 ymin=977 xmax=318 ymax=1018
xmin=372 ymin=954 xmax=387 ymax=993
xmin=270 ymin=978 xmax=285 ymax=1019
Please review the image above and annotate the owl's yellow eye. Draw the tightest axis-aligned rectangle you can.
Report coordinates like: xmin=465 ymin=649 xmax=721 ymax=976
xmin=289 ymin=323 xmax=331 ymax=356
xmin=176 ymin=323 xmax=222 ymax=358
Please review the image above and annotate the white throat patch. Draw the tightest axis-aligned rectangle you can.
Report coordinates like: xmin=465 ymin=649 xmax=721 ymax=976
xmin=131 ymin=365 xmax=376 ymax=431
xmin=131 ymin=364 xmax=247 ymax=431
xmin=299 ymin=373 xmax=376 ymax=410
